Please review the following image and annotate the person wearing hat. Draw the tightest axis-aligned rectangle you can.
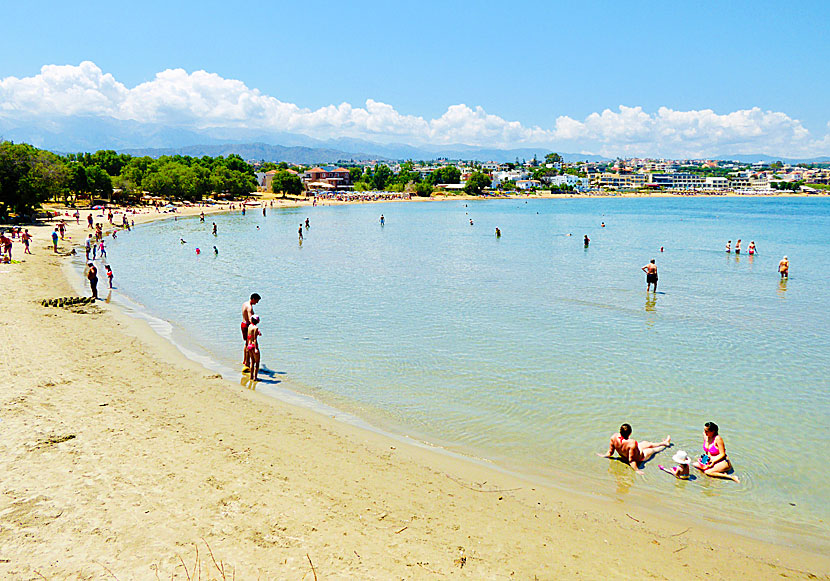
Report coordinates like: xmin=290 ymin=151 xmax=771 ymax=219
xmin=659 ymin=450 xmax=691 ymax=479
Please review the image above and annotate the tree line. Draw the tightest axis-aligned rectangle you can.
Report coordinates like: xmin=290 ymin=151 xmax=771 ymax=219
xmin=0 ymin=141 xmax=258 ymax=219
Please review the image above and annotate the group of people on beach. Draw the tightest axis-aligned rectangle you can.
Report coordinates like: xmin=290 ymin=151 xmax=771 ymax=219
xmin=599 ymin=421 xmax=739 ymax=483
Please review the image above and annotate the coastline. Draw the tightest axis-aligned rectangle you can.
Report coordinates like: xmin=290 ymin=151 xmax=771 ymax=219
xmin=1 ymin=206 xmax=827 ymax=578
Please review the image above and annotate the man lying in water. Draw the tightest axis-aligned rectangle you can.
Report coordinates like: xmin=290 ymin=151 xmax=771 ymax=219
xmin=597 ymin=423 xmax=671 ymax=474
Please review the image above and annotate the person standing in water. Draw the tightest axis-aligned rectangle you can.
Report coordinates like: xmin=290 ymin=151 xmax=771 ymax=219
xmin=735 ymin=239 xmax=742 ymax=254
xmin=380 ymin=214 xmax=385 ymax=226
xmin=212 ymin=222 xmax=217 ymax=236
xmin=305 ymin=217 xmax=310 ymax=228
xmin=246 ymin=315 xmax=261 ymax=381
xmin=642 ymin=259 xmax=658 ymax=292
xmin=241 ymin=293 xmax=260 ymax=369
xmin=725 ymin=240 xmax=731 ymax=253
xmin=748 ymin=241 xmax=756 ymax=255
xmin=105 ymin=265 xmax=114 ymax=288
xmin=298 ymin=224 xmax=303 ymax=240
xmin=495 ymin=227 xmax=501 ymax=237
xmin=778 ymin=256 xmax=789 ymax=278
xmin=584 ymin=234 xmax=590 ymax=246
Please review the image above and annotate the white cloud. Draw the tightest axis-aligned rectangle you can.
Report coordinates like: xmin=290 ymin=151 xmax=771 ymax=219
xmin=1 ymin=61 xmax=828 ymax=157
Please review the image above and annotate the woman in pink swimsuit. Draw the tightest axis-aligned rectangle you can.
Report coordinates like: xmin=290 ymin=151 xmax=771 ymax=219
xmin=694 ymin=422 xmax=739 ymax=482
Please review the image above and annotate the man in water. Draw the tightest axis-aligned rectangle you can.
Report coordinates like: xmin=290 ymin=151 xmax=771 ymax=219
xmin=298 ymin=224 xmax=303 ymax=240
xmin=584 ymin=234 xmax=590 ymax=246
xmin=380 ymin=214 xmax=385 ymax=226
xmin=495 ymin=227 xmax=501 ymax=237
xmin=241 ymin=293 xmax=261 ymax=369
xmin=305 ymin=218 xmax=310 ymax=228
xmin=642 ymin=259 xmax=658 ymax=292
xmin=779 ymin=256 xmax=789 ymax=278
xmin=597 ymin=423 xmax=671 ymax=474
xmin=212 ymin=222 xmax=217 ymax=236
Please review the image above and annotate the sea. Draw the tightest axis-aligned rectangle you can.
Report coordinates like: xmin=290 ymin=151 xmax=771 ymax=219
xmin=80 ymin=196 xmax=830 ymax=550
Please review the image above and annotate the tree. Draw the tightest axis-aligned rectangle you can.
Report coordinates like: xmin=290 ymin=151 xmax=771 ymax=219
xmin=426 ymin=166 xmax=461 ymax=185
xmin=464 ymin=171 xmax=491 ymax=195
xmin=0 ymin=142 xmax=68 ymax=219
xmin=271 ymin=170 xmax=303 ymax=197
xmin=544 ymin=152 xmax=563 ymax=164
xmin=371 ymin=164 xmax=393 ymax=190
xmin=414 ymin=181 xmax=433 ymax=197
xmin=84 ymin=165 xmax=114 ymax=200
xmin=349 ymin=166 xmax=363 ymax=183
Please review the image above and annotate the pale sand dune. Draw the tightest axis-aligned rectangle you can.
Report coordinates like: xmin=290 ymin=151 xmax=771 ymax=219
xmin=0 ymin=207 xmax=826 ymax=579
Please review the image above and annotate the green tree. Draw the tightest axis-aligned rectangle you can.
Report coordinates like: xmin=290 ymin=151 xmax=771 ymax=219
xmin=0 ymin=142 xmax=68 ymax=218
xmin=349 ymin=166 xmax=363 ymax=183
xmin=426 ymin=166 xmax=461 ymax=185
xmin=371 ymin=165 xmax=393 ymax=190
xmin=544 ymin=152 xmax=563 ymax=164
xmin=84 ymin=165 xmax=114 ymax=200
xmin=271 ymin=170 xmax=303 ymax=197
xmin=414 ymin=181 xmax=433 ymax=197
xmin=464 ymin=171 xmax=491 ymax=195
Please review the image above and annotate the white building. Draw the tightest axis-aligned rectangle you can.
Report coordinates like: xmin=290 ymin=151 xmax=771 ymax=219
xmin=515 ymin=179 xmax=542 ymax=190
xmin=492 ymin=170 xmax=530 ymax=187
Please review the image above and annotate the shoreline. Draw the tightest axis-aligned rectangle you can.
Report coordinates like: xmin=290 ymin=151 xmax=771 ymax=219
xmin=0 ymin=204 xmax=827 ymax=578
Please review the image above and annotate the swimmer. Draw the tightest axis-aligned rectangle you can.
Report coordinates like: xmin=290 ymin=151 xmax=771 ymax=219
xmin=660 ymin=246 xmax=664 ymax=252
xmin=180 ymin=238 xmax=187 ymax=244
xmin=469 ymin=219 xmax=474 ymax=226
xmin=196 ymin=248 xmax=201 ymax=254
xmin=495 ymin=228 xmax=501 ymax=237
xmin=601 ymin=222 xmax=605 ymax=228
xmin=213 ymin=246 xmax=218 ymax=255
xmin=584 ymin=234 xmax=590 ymax=246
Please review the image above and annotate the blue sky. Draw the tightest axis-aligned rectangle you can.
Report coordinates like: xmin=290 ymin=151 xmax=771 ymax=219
xmin=1 ymin=0 xmax=829 ymax=156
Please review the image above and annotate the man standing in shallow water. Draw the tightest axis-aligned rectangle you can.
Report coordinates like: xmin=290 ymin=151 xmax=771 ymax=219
xmin=642 ymin=259 xmax=658 ymax=292
xmin=241 ymin=293 xmax=261 ymax=370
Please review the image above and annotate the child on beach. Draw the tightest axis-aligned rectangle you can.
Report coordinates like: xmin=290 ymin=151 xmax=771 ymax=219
xmin=659 ymin=450 xmax=691 ymax=479
xmin=246 ymin=315 xmax=261 ymax=381
xmin=106 ymin=265 xmax=113 ymax=288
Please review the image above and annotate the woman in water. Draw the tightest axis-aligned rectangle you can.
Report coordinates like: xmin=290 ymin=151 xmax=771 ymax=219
xmin=748 ymin=241 xmax=756 ymax=255
xmin=693 ymin=422 xmax=739 ymax=482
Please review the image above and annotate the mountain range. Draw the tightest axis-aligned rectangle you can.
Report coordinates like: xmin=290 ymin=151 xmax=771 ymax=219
xmin=1 ymin=115 xmax=828 ymax=164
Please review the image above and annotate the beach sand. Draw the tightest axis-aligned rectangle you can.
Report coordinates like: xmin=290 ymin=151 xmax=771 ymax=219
xmin=0 ymin=206 xmax=827 ymax=579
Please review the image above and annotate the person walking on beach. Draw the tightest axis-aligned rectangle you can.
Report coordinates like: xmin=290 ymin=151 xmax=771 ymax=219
xmin=58 ymin=220 xmax=66 ymax=240
xmin=241 ymin=293 xmax=261 ymax=370
xmin=86 ymin=262 xmax=98 ymax=299
xmin=246 ymin=315 xmax=261 ymax=381
xmin=87 ymin=213 xmax=94 ymax=229
xmin=779 ymin=256 xmax=789 ymax=278
xmin=200 ymin=211 xmax=205 ymax=222
xmin=1 ymin=232 xmax=12 ymax=260
xmin=642 ymin=259 xmax=658 ymax=292
xmin=74 ymin=210 xmax=80 ymax=225
xmin=597 ymin=423 xmax=671 ymax=474
xmin=22 ymin=229 xmax=32 ymax=254
xmin=693 ymin=422 xmax=739 ymax=483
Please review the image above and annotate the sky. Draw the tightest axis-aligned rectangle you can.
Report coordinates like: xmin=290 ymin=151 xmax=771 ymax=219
xmin=1 ymin=0 xmax=829 ymax=157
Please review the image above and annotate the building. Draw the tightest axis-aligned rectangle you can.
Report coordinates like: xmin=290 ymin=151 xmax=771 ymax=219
xmin=301 ymin=166 xmax=352 ymax=190
xmin=596 ymin=173 xmax=646 ymax=189
xmin=515 ymin=179 xmax=542 ymax=190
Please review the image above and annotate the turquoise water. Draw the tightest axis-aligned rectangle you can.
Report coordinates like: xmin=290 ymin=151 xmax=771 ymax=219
xmin=102 ymin=197 xmax=829 ymax=547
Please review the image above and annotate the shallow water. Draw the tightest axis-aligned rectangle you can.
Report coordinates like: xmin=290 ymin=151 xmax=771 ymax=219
xmin=99 ymin=197 xmax=829 ymax=547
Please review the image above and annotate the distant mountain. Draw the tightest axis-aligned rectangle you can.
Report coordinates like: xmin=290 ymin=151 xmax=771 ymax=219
xmin=119 ymin=143 xmax=387 ymax=165
xmin=716 ymin=154 xmax=830 ymax=164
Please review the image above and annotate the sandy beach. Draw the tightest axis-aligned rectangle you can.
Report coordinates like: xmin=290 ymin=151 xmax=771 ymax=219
xmin=0 ymin=205 xmax=827 ymax=580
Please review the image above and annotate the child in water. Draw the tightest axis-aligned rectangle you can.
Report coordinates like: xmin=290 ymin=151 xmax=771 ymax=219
xmin=106 ymin=265 xmax=113 ymax=288
xmin=659 ymin=450 xmax=691 ymax=479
